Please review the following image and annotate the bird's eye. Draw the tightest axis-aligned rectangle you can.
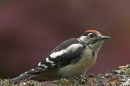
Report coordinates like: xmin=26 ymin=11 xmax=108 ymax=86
xmin=88 ymin=33 xmax=95 ymax=38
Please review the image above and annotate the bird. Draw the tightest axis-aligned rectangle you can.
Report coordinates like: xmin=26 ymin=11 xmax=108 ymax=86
xmin=10 ymin=30 xmax=110 ymax=82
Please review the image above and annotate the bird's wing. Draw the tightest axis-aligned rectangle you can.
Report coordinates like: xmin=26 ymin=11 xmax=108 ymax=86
xmin=27 ymin=38 xmax=86 ymax=74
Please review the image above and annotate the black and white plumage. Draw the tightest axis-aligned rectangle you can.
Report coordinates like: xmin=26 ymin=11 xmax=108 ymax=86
xmin=10 ymin=30 xmax=110 ymax=82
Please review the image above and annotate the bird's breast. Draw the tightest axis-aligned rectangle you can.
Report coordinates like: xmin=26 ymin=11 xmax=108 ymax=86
xmin=57 ymin=46 xmax=97 ymax=78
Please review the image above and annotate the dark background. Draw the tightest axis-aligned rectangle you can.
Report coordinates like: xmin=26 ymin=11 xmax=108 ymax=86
xmin=0 ymin=0 xmax=130 ymax=78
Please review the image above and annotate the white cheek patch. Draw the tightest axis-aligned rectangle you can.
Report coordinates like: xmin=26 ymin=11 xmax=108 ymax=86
xmin=38 ymin=62 xmax=48 ymax=68
xmin=50 ymin=43 xmax=83 ymax=58
xmin=46 ymin=57 xmax=54 ymax=64
xmin=78 ymin=36 xmax=88 ymax=42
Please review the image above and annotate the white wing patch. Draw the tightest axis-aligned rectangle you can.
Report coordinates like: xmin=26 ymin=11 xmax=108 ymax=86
xmin=50 ymin=50 xmax=67 ymax=58
xmin=38 ymin=62 xmax=48 ymax=68
xmin=50 ymin=43 xmax=83 ymax=58
xmin=46 ymin=57 xmax=54 ymax=63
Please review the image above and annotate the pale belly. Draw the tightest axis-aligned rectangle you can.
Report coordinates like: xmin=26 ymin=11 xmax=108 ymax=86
xmin=57 ymin=50 xmax=97 ymax=78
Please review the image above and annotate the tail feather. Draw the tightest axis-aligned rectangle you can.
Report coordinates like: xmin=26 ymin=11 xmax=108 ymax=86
xmin=10 ymin=73 xmax=34 ymax=83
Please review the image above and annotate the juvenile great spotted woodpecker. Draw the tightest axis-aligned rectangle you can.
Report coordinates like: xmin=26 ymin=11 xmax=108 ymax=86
xmin=10 ymin=30 xmax=110 ymax=82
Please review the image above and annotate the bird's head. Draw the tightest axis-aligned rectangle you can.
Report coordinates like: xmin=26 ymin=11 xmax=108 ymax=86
xmin=78 ymin=30 xmax=110 ymax=53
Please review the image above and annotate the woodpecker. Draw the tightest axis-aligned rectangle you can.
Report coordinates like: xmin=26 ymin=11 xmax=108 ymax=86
xmin=10 ymin=30 xmax=110 ymax=82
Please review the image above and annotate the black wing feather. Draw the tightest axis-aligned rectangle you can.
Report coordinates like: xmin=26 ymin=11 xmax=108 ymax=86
xmin=29 ymin=38 xmax=86 ymax=74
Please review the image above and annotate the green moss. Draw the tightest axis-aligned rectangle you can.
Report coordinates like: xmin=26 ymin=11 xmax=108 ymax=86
xmin=1 ymin=79 xmax=15 ymax=86
xmin=60 ymin=78 xmax=70 ymax=85
xmin=26 ymin=80 xmax=42 ymax=86
xmin=1 ymin=64 xmax=130 ymax=86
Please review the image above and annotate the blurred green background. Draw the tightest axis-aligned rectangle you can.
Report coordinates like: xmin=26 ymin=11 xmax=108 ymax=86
xmin=0 ymin=0 xmax=130 ymax=79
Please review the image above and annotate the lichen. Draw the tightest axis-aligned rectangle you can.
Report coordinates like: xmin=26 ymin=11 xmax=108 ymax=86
xmin=1 ymin=64 xmax=130 ymax=86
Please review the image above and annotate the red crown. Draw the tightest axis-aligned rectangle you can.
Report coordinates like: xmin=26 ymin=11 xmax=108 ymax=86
xmin=85 ymin=30 xmax=99 ymax=34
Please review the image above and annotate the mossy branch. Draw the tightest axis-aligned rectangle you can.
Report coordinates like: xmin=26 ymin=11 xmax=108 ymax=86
xmin=1 ymin=64 xmax=130 ymax=86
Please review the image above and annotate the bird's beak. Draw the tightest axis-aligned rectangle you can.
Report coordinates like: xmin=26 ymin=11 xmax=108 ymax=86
xmin=99 ymin=35 xmax=111 ymax=40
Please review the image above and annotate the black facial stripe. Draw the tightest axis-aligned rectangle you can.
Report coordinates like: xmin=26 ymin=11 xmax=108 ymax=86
xmin=78 ymin=38 xmax=86 ymax=45
xmin=87 ymin=45 xmax=95 ymax=57
xmin=78 ymin=39 xmax=95 ymax=57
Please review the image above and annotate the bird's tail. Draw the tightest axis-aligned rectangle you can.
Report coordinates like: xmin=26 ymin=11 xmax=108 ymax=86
xmin=10 ymin=73 xmax=34 ymax=83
